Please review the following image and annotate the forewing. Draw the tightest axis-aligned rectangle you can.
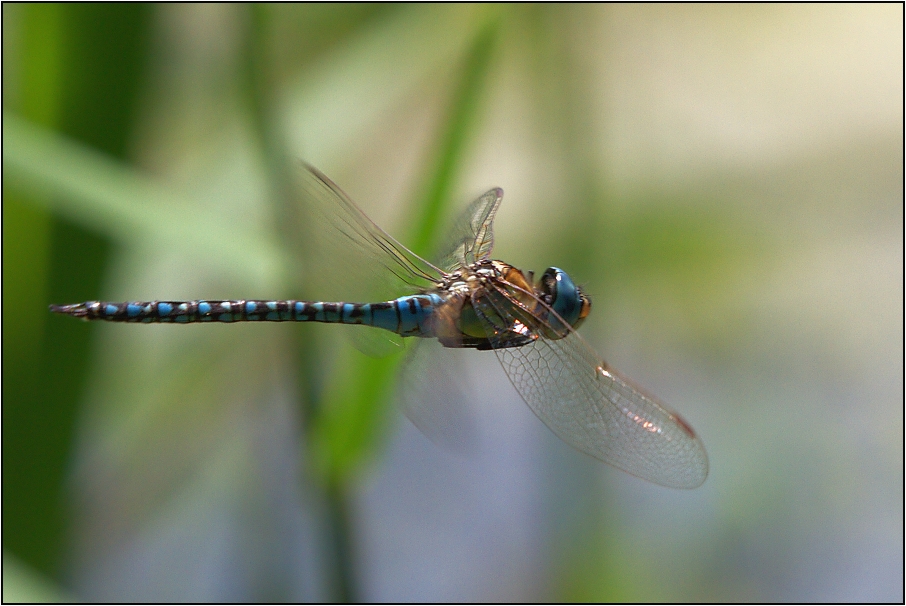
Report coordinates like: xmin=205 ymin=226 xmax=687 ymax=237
xmin=288 ymin=163 xmax=442 ymax=303
xmin=434 ymin=188 xmax=503 ymax=272
xmin=285 ymin=164 xmax=443 ymax=355
xmin=473 ymin=288 xmax=708 ymax=489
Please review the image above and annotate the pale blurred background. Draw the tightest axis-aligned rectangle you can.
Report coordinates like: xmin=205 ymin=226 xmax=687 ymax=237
xmin=3 ymin=4 xmax=902 ymax=602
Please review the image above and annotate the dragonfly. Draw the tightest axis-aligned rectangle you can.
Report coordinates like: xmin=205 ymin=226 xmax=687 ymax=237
xmin=51 ymin=164 xmax=708 ymax=488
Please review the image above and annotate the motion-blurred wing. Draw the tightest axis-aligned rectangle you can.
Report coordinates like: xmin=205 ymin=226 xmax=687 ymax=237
xmin=291 ymin=164 xmax=442 ymax=299
xmin=283 ymin=164 xmax=445 ymax=355
xmin=395 ymin=339 xmax=479 ymax=455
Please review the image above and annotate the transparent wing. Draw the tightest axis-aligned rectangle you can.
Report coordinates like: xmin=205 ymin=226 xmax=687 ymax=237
xmin=290 ymin=163 xmax=443 ymax=301
xmin=434 ymin=188 xmax=503 ymax=273
xmin=284 ymin=164 xmax=445 ymax=355
xmin=395 ymin=339 xmax=479 ymax=455
xmin=474 ymin=288 xmax=708 ymax=489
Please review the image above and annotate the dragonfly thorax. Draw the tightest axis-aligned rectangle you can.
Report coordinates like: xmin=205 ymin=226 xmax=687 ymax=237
xmin=472 ymin=261 xmax=592 ymax=337
xmin=437 ymin=259 xmax=510 ymax=297
xmin=436 ymin=260 xmax=592 ymax=347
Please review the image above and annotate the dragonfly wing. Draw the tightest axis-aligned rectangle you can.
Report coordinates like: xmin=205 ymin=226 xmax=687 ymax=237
xmin=395 ymin=339 xmax=479 ymax=454
xmin=473 ymin=290 xmax=708 ymax=489
xmin=434 ymin=188 xmax=503 ymax=273
xmin=285 ymin=164 xmax=444 ymax=356
xmin=288 ymin=163 xmax=443 ymax=303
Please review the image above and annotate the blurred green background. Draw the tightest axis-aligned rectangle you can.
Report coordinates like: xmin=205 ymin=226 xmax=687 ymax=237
xmin=3 ymin=4 xmax=902 ymax=602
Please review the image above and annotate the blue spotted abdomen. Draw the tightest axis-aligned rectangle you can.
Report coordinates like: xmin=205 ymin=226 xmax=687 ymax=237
xmin=50 ymin=294 xmax=444 ymax=338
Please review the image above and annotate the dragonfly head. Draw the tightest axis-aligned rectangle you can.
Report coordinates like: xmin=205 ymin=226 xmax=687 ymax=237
xmin=538 ymin=267 xmax=592 ymax=335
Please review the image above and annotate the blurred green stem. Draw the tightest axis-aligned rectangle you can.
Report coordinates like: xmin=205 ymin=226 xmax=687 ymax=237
xmin=3 ymin=4 xmax=152 ymax=583
xmin=408 ymin=14 xmax=501 ymax=256
xmin=240 ymin=6 xmax=501 ymax=602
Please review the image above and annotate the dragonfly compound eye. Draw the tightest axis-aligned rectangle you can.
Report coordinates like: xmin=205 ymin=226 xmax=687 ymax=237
xmin=540 ymin=267 xmax=588 ymax=332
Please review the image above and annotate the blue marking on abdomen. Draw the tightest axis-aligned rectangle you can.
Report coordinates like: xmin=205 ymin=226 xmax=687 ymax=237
xmin=381 ymin=294 xmax=442 ymax=336
xmin=397 ymin=297 xmax=420 ymax=335
xmin=367 ymin=302 xmax=400 ymax=332
xmin=312 ymin=303 xmax=326 ymax=322
xmin=342 ymin=303 xmax=354 ymax=322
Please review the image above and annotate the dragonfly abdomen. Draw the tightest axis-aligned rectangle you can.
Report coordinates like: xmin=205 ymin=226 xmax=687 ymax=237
xmin=49 ymin=294 xmax=444 ymax=336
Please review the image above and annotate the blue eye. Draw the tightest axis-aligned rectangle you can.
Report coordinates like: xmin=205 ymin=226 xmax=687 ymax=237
xmin=539 ymin=267 xmax=591 ymax=337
